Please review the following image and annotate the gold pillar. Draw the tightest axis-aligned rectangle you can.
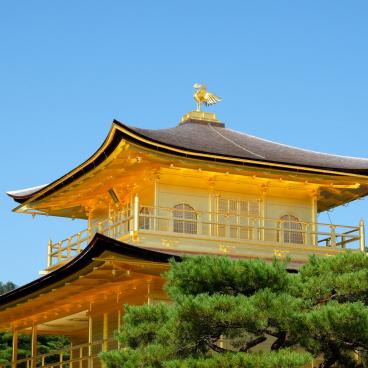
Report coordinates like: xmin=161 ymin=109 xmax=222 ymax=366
xmin=12 ymin=329 xmax=18 ymax=368
xmin=88 ymin=313 xmax=93 ymax=368
xmin=154 ymin=178 xmax=159 ymax=231
xmin=311 ymin=193 xmax=318 ymax=246
xmin=117 ymin=309 xmax=122 ymax=349
xmin=47 ymin=239 xmax=52 ymax=268
xmin=133 ymin=193 xmax=140 ymax=232
xmin=360 ymin=219 xmax=365 ymax=252
xmin=103 ymin=313 xmax=108 ymax=352
xmin=208 ymin=187 xmax=213 ymax=237
xmin=147 ymin=283 xmax=151 ymax=305
xmin=31 ymin=323 xmax=37 ymax=368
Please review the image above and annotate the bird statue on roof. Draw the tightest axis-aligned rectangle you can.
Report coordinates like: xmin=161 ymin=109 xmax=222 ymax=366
xmin=193 ymin=83 xmax=221 ymax=111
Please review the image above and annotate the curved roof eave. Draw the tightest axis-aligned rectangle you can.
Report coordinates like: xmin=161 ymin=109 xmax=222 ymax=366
xmin=7 ymin=119 xmax=368 ymax=206
xmin=0 ymin=233 xmax=180 ymax=310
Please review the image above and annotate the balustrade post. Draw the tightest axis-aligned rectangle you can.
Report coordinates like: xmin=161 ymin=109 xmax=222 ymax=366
xmin=47 ymin=240 xmax=53 ymax=268
xmin=58 ymin=241 xmax=62 ymax=263
xmin=59 ymin=352 xmax=63 ymax=368
xmin=67 ymin=237 xmax=72 ymax=259
xmin=360 ymin=219 xmax=365 ymax=253
xmin=330 ymin=225 xmax=336 ymax=247
xmin=77 ymin=232 xmax=81 ymax=254
xmin=197 ymin=212 xmax=202 ymax=235
xmin=133 ymin=194 xmax=140 ymax=232
xmin=251 ymin=218 xmax=257 ymax=241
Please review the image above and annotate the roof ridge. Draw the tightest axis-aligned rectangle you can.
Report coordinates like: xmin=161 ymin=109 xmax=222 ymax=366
xmin=208 ymin=124 xmax=266 ymax=159
xmin=226 ymin=128 xmax=368 ymax=162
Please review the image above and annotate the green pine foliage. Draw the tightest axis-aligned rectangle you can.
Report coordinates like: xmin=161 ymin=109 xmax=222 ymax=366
xmin=0 ymin=282 xmax=17 ymax=295
xmin=101 ymin=253 xmax=368 ymax=368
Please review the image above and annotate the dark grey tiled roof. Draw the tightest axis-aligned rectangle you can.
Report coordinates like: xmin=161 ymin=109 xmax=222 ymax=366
xmin=6 ymin=184 xmax=48 ymax=201
xmin=7 ymin=119 xmax=368 ymax=204
xmin=129 ymin=121 xmax=368 ymax=174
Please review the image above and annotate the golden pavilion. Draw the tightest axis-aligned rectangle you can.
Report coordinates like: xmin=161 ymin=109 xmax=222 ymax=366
xmin=2 ymin=89 xmax=368 ymax=367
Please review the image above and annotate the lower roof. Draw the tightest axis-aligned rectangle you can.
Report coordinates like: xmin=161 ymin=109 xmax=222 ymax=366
xmin=0 ymin=233 xmax=180 ymax=311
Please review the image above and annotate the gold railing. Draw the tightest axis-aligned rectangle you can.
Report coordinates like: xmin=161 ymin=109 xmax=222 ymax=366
xmin=4 ymin=338 xmax=117 ymax=368
xmin=47 ymin=209 xmax=133 ymax=268
xmin=138 ymin=205 xmax=362 ymax=247
xmin=47 ymin=204 xmax=365 ymax=269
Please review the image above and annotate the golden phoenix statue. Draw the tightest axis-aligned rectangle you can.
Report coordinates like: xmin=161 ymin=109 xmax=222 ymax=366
xmin=193 ymin=83 xmax=221 ymax=111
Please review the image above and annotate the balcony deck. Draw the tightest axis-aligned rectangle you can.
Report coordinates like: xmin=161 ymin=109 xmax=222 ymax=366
xmin=46 ymin=205 xmax=365 ymax=271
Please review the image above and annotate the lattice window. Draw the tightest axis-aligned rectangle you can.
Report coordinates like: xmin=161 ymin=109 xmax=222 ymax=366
xmin=139 ymin=207 xmax=151 ymax=230
xmin=215 ymin=197 xmax=261 ymax=240
xmin=278 ymin=215 xmax=304 ymax=244
xmin=173 ymin=203 xmax=197 ymax=234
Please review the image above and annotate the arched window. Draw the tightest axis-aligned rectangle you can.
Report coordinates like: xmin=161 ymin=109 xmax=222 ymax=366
xmin=278 ymin=215 xmax=304 ymax=244
xmin=173 ymin=204 xmax=197 ymax=234
xmin=139 ymin=207 xmax=151 ymax=230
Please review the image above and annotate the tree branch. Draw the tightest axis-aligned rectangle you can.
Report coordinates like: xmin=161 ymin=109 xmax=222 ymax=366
xmin=271 ymin=331 xmax=287 ymax=350
xmin=207 ymin=341 xmax=232 ymax=353
xmin=239 ymin=336 xmax=267 ymax=352
xmin=318 ymin=356 xmax=337 ymax=368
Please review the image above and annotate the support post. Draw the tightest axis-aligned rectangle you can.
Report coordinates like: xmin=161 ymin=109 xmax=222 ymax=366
xmin=88 ymin=313 xmax=93 ymax=368
xmin=154 ymin=179 xmax=159 ymax=231
xmin=330 ymin=225 xmax=336 ymax=247
xmin=208 ymin=189 xmax=213 ymax=237
xmin=47 ymin=240 xmax=53 ymax=268
xmin=360 ymin=219 xmax=365 ymax=253
xmin=117 ymin=309 xmax=122 ymax=349
xmin=12 ymin=329 xmax=18 ymax=368
xmin=147 ymin=283 xmax=151 ymax=305
xmin=31 ymin=323 xmax=37 ymax=368
xmin=69 ymin=343 xmax=73 ymax=368
xmin=133 ymin=193 xmax=139 ymax=232
xmin=103 ymin=313 xmax=108 ymax=352
xmin=59 ymin=352 xmax=63 ymax=368
xmin=311 ymin=194 xmax=318 ymax=246
xmin=79 ymin=347 xmax=83 ymax=368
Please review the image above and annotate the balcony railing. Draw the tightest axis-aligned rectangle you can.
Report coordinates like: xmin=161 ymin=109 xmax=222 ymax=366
xmin=46 ymin=202 xmax=365 ymax=269
xmin=1 ymin=338 xmax=117 ymax=368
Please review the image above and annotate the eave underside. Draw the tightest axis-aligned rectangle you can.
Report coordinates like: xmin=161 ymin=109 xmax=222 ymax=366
xmin=0 ymin=234 xmax=178 ymax=333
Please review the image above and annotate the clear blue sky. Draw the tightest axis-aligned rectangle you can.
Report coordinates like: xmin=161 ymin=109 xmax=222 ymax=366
xmin=1 ymin=1 xmax=368 ymax=285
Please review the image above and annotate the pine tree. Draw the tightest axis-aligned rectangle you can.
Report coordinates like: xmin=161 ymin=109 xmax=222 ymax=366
xmin=101 ymin=253 xmax=368 ymax=368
